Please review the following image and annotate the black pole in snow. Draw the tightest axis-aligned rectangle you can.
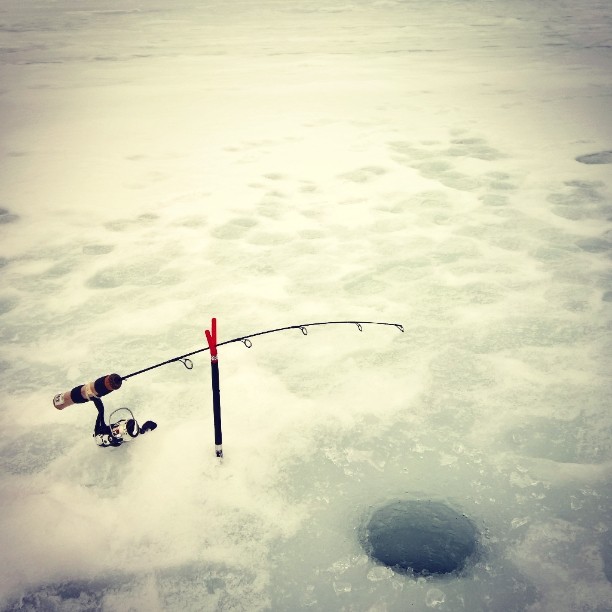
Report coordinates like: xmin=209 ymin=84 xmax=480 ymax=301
xmin=205 ymin=317 xmax=223 ymax=458
xmin=210 ymin=359 xmax=222 ymax=457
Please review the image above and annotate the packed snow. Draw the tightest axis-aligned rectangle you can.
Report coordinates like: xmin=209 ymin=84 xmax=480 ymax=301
xmin=1 ymin=0 xmax=611 ymax=610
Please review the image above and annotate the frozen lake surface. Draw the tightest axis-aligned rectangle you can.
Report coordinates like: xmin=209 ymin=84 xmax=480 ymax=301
xmin=1 ymin=0 xmax=611 ymax=610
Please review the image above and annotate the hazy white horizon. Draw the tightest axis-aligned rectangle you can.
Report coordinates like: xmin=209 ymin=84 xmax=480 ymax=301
xmin=1 ymin=0 xmax=611 ymax=610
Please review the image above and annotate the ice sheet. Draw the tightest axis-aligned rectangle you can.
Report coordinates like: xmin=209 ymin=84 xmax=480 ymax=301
xmin=1 ymin=0 xmax=611 ymax=610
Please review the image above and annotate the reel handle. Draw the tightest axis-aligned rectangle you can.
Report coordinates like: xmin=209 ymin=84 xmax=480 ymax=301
xmin=52 ymin=373 xmax=122 ymax=410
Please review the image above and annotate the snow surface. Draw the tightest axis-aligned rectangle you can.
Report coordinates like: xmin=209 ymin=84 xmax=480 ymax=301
xmin=1 ymin=0 xmax=611 ymax=610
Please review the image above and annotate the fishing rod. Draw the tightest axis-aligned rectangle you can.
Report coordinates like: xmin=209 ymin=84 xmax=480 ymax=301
xmin=52 ymin=319 xmax=404 ymax=457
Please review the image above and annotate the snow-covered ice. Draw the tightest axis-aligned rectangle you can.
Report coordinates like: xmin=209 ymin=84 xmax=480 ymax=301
xmin=1 ymin=0 xmax=611 ymax=610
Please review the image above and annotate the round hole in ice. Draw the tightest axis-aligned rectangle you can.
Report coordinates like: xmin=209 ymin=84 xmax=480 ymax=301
xmin=362 ymin=499 xmax=478 ymax=576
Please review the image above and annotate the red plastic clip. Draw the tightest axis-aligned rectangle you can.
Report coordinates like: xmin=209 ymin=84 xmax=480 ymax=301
xmin=205 ymin=317 xmax=218 ymax=360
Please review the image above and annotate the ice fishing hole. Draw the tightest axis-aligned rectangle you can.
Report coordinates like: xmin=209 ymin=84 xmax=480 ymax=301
xmin=361 ymin=500 xmax=479 ymax=576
